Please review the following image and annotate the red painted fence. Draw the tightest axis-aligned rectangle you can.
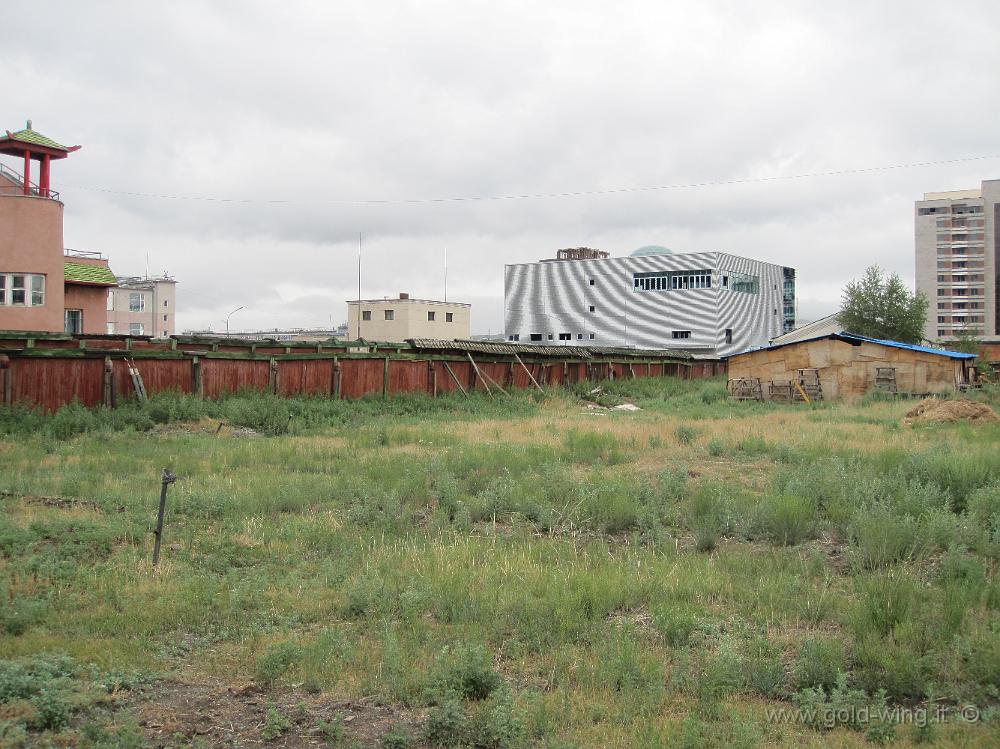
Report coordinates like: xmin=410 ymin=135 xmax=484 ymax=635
xmin=0 ymin=333 xmax=725 ymax=412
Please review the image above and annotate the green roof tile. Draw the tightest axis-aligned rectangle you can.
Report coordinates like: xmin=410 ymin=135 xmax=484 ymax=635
xmin=3 ymin=128 xmax=70 ymax=151
xmin=64 ymin=262 xmax=117 ymax=286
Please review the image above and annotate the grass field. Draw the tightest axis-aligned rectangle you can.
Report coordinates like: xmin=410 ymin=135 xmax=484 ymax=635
xmin=2 ymin=378 xmax=1000 ymax=747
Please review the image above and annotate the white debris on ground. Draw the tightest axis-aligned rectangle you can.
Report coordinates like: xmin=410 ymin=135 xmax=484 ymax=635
xmin=612 ymin=403 xmax=641 ymax=412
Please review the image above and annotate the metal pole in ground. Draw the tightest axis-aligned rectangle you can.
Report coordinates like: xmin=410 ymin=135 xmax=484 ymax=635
xmin=152 ymin=469 xmax=177 ymax=567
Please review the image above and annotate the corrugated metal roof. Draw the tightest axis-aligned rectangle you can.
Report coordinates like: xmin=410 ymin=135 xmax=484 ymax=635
xmin=839 ymin=333 xmax=977 ymax=359
xmin=64 ymin=262 xmax=117 ymax=286
xmin=736 ymin=332 xmax=976 ymax=360
xmin=770 ymin=313 xmax=843 ymax=345
xmin=406 ymin=338 xmax=692 ymax=360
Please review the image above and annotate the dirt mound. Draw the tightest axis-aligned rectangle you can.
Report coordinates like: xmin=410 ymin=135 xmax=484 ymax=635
xmin=903 ymin=398 xmax=998 ymax=426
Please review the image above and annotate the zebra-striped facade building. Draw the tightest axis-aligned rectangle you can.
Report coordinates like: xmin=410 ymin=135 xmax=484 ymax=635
xmin=504 ymin=251 xmax=795 ymax=357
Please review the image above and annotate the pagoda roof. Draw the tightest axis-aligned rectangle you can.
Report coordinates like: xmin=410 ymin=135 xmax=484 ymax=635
xmin=0 ymin=123 xmax=79 ymax=159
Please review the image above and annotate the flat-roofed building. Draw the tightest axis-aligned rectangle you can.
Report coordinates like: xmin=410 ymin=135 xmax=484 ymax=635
xmin=915 ymin=179 xmax=999 ymax=340
xmin=107 ymin=275 xmax=177 ymax=337
xmin=347 ymin=293 xmax=471 ymax=342
xmin=505 ymin=246 xmax=795 ymax=356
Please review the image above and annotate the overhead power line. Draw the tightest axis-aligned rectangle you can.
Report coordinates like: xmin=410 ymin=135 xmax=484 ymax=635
xmin=55 ymin=153 xmax=1000 ymax=206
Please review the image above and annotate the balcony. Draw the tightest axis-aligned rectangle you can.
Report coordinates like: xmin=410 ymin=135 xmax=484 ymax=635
xmin=0 ymin=162 xmax=60 ymax=200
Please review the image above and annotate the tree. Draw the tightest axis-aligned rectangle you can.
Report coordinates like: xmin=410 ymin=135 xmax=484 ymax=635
xmin=838 ymin=265 xmax=929 ymax=344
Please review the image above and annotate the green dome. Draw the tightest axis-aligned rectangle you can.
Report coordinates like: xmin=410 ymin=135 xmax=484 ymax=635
xmin=630 ymin=245 xmax=673 ymax=257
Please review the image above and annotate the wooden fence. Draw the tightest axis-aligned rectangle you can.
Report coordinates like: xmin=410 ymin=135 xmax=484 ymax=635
xmin=0 ymin=332 xmax=725 ymax=412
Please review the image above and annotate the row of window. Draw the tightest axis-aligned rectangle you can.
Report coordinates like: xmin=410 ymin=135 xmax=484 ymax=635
xmin=937 ymin=302 xmax=984 ymax=310
xmin=937 ymin=288 xmax=984 ymax=296
xmin=936 ymin=233 xmax=985 ymax=242
xmin=938 ymin=316 xmax=984 ymax=324
xmin=920 ymin=205 xmax=984 ymax=215
xmin=938 ymin=328 xmax=983 ymax=337
xmin=360 ymin=310 xmax=455 ymax=322
xmin=936 ymin=218 xmax=985 ymax=228
xmin=937 ymin=247 xmax=985 ymax=256
xmin=516 ymin=332 xmax=598 ymax=342
xmin=937 ymin=274 xmax=985 ymax=283
xmin=937 ymin=259 xmax=984 ymax=269
xmin=631 ymin=270 xmax=760 ymax=294
xmin=0 ymin=273 xmax=45 ymax=306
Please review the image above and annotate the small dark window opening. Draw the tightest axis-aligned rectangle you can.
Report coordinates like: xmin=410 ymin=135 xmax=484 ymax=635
xmin=589 ymin=305 xmax=595 ymax=312
xmin=530 ymin=333 xmax=542 ymax=341
xmin=725 ymin=328 xmax=732 ymax=344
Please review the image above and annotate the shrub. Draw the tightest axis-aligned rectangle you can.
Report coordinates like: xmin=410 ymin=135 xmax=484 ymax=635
xmin=742 ymin=637 xmax=786 ymax=698
xmin=851 ymin=572 xmax=920 ymax=639
xmin=382 ymin=723 xmax=413 ymax=749
xmin=849 ymin=504 xmax=921 ymax=569
xmin=675 ymin=425 xmax=698 ymax=445
xmin=255 ymin=641 xmax=303 ymax=689
xmin=562 ymin=429 xmax=627 ymax=465
xmin=706 ymin=439 xmax=725 ymax=457
xmin=793 ymin=638 xmax=845 ymax=691
xmin=429 ymin=644 xmax=502 ymax=702
xmin=467 ymin=688 xmax=525 ymax=749
xmin=261 ymin=705 xmax=291 ymax=741
xmin=753 ymin=494 xmax=817 ymax=546
xmin=424 ymin=694 xmax=467 ymax=746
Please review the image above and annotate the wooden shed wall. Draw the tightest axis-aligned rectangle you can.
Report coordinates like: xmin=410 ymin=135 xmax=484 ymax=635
xmin=728 ymin=338 xmax=963 ymax=399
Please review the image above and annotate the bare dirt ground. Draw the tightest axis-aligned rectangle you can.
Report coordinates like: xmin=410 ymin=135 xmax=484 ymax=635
xmin=133 ymin=678 xmax=422 ymax=748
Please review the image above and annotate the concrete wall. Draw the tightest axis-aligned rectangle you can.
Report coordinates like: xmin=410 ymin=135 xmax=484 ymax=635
xmin=63 ymin=284 xmax=112 ymax=335
xmin=109 ymin=280 xmax=177 ymax=336
xmin=728 ymin=337 xmax=965 ymax=400
xmin=347 ymin=299 xmax=471 ymax=342
xmin=0 ymin=195 xmax=65 ymax=332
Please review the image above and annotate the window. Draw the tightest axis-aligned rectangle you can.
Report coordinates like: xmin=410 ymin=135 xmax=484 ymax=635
xmin=589 ymin=305 xmax=595 ymax=312
xmin=129 ymin=292 xmax=145 ymax=312
xmin=427 ymin=311 xmax=436 ymax=321
xmin=672 ymin=331 xmax=691 ymax=339
xmin=589 ymin=279 xmax=595 ymax=286
xmin=547 ymin=334 xmax=553 ymax=340
xmin=633 ymin=270 xmax=712 ymax=292
xmin=558 ymin=333 xmax=571 ymax=341
xmin=163 ymin=314 xmax=168 ymax=321
xmin=384 ymin=309 xmax=394 ymax=321
xmin=107 ymin=291 xmax=114 ymax=311
xmin=589 ymin=333 xmax=595 ymax=340
xmin=64 ymin=309 xmax=82 ymax=334
xmin=362 ymin=310 xmax=372 ymax=321
xmin=446 ymin=312 xmax=454 ymax=322
xmin=129 ymin=323 xmax=144 ymax=335
xmin=938 ymin=329 xmax=947 ymax=337
xmin=577 ymin=333 xmax=583 ymax=339
xmin=530 ymin=333 xmax=542 ymax=341
xmin=938 ymin=316 xmax=947 ymax=323
xmin=725 ymin=328 xmax=732 ymax=344
xmin=107 ymin=322 xmax=115 ymax=334
xmin=0 ymin=273 xmax=45 ymax=306
xmin=511 ymin=334 xmax=520 ymax=341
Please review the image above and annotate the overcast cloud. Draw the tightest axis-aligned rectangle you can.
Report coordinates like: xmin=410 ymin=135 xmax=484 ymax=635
xmin=4 ymin=1 xmax=1000 ymax=334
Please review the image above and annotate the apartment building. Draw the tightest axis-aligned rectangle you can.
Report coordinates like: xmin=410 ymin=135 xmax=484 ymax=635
xmin=107 ymin=275 xmax=177 ymax=336
xmin=915 ymin=179 xmax=999 ymax=340
xmin=347 ymin=293 xmax=471 ymax=342
xmin=504 ymin=247 xmax=795 ymax=356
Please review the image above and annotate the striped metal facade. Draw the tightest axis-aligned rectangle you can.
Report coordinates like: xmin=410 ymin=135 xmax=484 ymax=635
xmin=504 ymin=252 xmax=794 ymax=357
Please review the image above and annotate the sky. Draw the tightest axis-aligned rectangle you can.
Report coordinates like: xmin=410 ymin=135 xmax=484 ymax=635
xmin=4 ymin=1 xmax=1000 ymax=335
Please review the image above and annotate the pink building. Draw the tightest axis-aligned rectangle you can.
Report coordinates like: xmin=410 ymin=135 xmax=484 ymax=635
xmin=0 ymin=122 xmax=116 ymax=334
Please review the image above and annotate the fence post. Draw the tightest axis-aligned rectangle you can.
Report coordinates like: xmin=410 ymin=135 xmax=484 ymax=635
xmin=332 ymin=356 xmax=342 ymax=399
xmin=428 ymin=360 xmax=437 ymax=396
xmin=269 ymin=358 xmax=279 ymax=394
xmin=192 ymin=356 xmax=203 ymax=396
xmin=151 ymin=469 xmax=177 ymax=567
xmin=0 ymin=355 xmax=11 ymax=406
xmin=103 ymin=357 xmax=113 ymax=407
xmin=383 ymin=357 xmax=390 ymax=398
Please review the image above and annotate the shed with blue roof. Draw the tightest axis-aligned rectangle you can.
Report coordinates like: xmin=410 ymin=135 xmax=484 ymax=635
xmin=727 ymin=332 xmax=976 ymax=400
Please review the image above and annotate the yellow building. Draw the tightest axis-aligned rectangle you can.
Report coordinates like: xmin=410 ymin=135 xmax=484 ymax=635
xmin=347 ymin=293 xmax=471 ymax=342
